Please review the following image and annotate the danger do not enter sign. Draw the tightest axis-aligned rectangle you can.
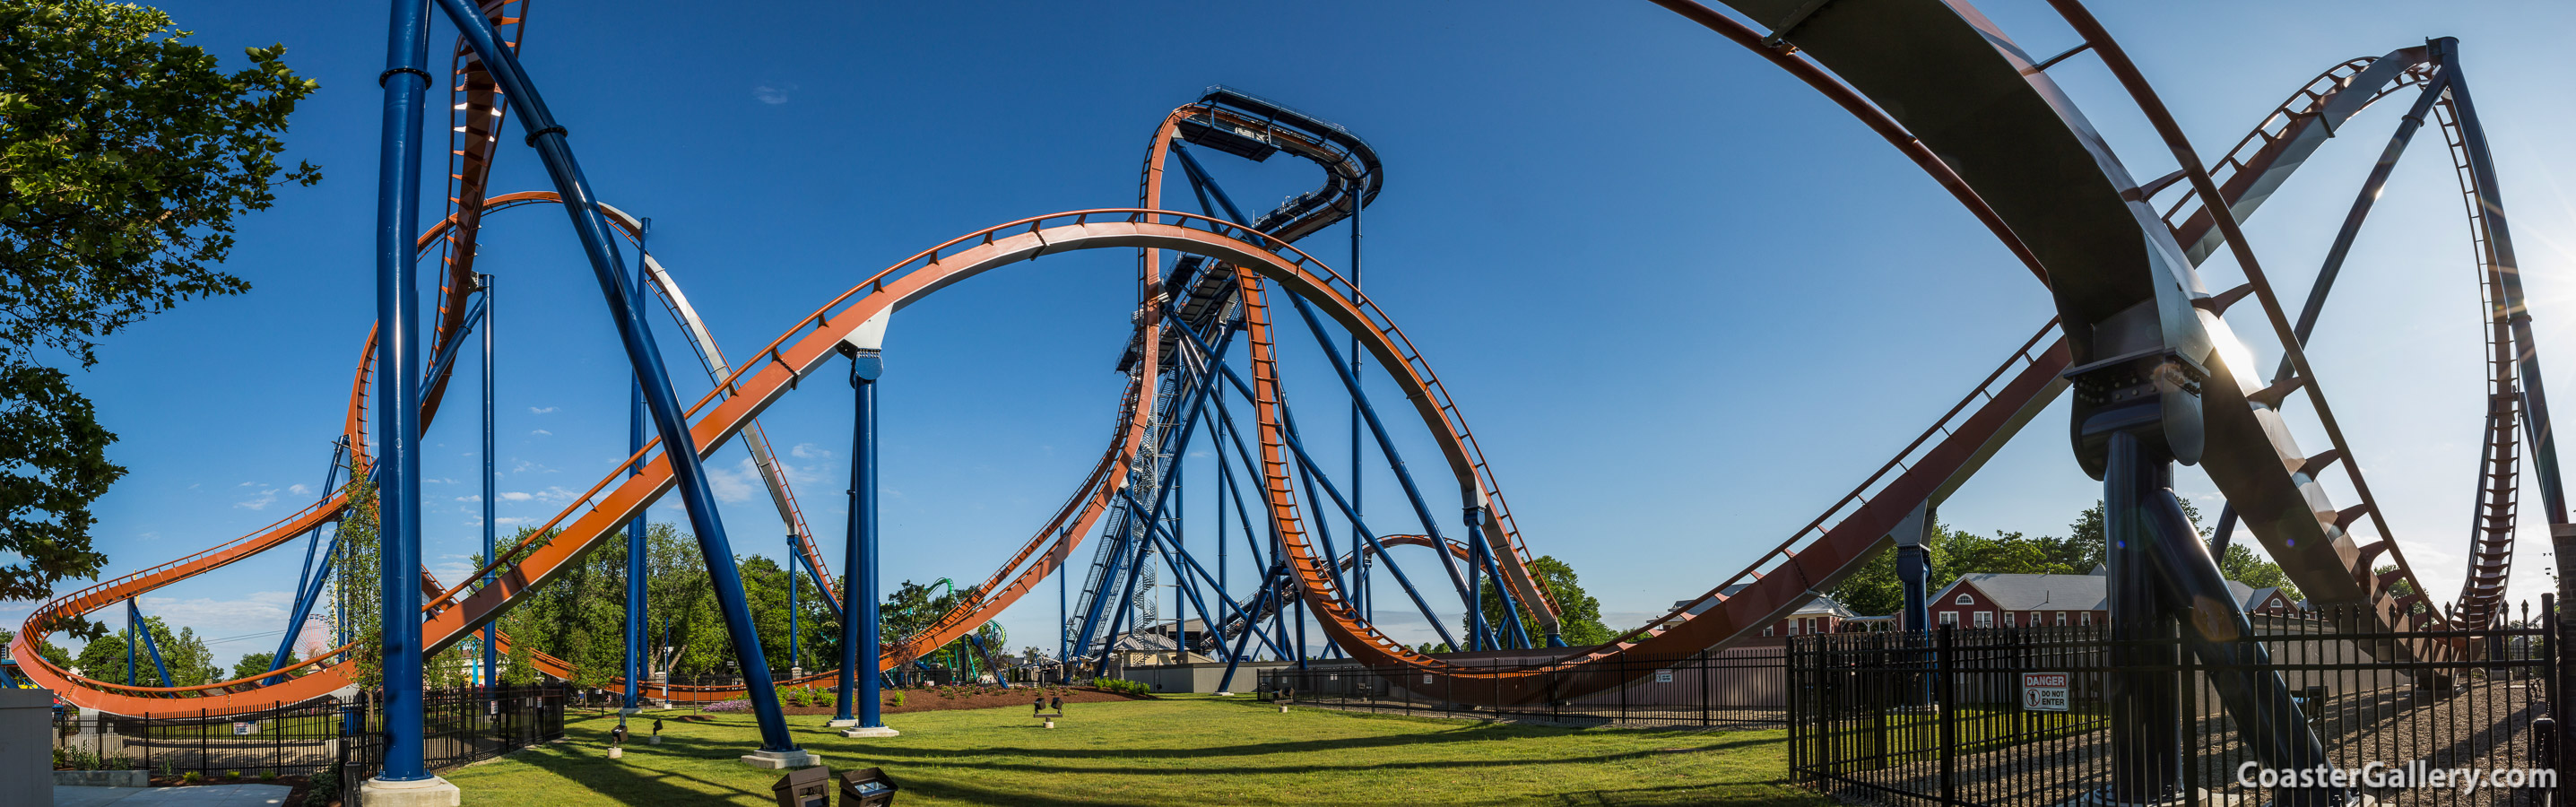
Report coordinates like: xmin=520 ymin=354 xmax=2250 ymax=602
xmin=2022 ymin=672 xmax=2070 ymax=712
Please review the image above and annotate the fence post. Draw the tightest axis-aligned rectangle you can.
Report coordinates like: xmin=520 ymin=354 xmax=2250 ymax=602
xmin=1785 ymin=638 xmax=1800 ymax=779
xmin=1618 ymin=651 xmax=1629 ymax=725
xmin=1937 ymin=628 xmax=1955 ymax=803
xmin=2549 ymin=592 xmax=2566 ymax=806
xmin=198 ymin=707 xmax=207 ymax=781
xmin=1701 ymin=650 xmax=1711 ymax=728
xmin=2181 ymin=624 xmax=2199 ymax=807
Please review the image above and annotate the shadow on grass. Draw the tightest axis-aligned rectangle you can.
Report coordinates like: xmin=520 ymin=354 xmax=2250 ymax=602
xmin=828 ymin=734 xmax=1783 ymax=777
xmin=490 ymin=739 xmax=772 ymax=804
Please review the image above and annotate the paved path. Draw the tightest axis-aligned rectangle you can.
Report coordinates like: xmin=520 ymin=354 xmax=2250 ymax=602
xmin=52 ymin=785 xmax=292 ymax=806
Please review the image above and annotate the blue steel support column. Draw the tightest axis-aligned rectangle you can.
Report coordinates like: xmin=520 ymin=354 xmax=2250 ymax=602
xmin=2102 ymin=430 xmax=2181 ymax=805
xmin=621 ymin=218 xmax=651 ymax=720
xmin=267 ymin=439 xmax=349 ymax=686
xmin=429 ymin=0 xmax=797 ymax=754
xmin=480 ymin=274 xmax=496 ymax=690
xmin=837 ymin=344 xmax=887 ymax=730
xmin=1349 ymin=169 xmax=1366 ymax=640
xmin=787 ymin=534 xmax=798 ymax=673
xmin=1271 ymin=294 xmax=1490 ymax=649
xmin=371 ymin=0 xmax=433 ymax=783
xmin=128 ymin=601 xmax=172 ymax=689
xmin=1896 ymin=503 xmax=1933 ymax=634
xmin=1465 ymin=515 xmax=1487 ymax=651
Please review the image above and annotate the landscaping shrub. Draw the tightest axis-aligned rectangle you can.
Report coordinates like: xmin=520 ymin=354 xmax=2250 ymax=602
xmin=181 ymin=771 xmax=202 ymax=784
xmin=305 ymin=769 xmax=338 ymax=806
xmin=889 ymin=691 xmax=906 ymax=707
xmin=703 ymin=699 xmax=752 ymax=713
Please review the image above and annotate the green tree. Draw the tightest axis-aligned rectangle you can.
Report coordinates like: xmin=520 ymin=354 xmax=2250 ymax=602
xmin=71 ymin=613 xmax=210 ymax=685
xmin=0 ymin=627 xmax=70 ymax=668
xmin=333 ymin=478 xmax=382 ymax=689
xmin=0 ymin=2 xmax=322 ymax=630
xmin=2220 ymin=543 xmax=2303 ymax=603
xmin=1474 ymin=555 xmax=1613 ymax=647
xmin=229 ymin=651 xmax=282 ymax=681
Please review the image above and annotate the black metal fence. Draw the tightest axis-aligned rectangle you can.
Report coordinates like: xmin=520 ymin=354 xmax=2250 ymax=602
xmin=54 ymin=698 xmax=349 ymax=782
xmin=339 ymin=683 xmax=568 ymax=801
xmin=1790 ymin=606 xmax=2557 ymax=807
xmin=1259 ymin=646 xmax=1790 ymax=728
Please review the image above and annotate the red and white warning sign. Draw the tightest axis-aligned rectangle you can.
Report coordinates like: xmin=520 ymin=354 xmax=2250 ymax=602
xmin=2021 ymin=672 xmax=2070 ymax=711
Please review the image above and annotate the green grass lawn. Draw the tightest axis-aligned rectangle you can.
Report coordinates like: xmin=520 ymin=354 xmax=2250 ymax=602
xmin=441 ymin=696 xmax=1830 ymax=806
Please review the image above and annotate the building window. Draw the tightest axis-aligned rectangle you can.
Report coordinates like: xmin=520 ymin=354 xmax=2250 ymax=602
xmin=2055 ymin=612 xmax=2068 ymax=626
xmin=1785 ymin=621 xmax=1798 ymax=636
xmin=1973 ymin=612 xmax=1994 ymax=628
xmin=1939 ymin=612 xmax=1958 ymax=627
xmin=1956 ymin=594 xmax=1973 ymax=605
xmin=1763 ymin=626 xmax=1774 ymax=637
xmin=2002 ymin=612 xmax=2016 ymax=628
xmin=2080 ymin=612 xmax=2094 ymax=626
xmin=2031 ymin=612 xmax=2043 ymax=626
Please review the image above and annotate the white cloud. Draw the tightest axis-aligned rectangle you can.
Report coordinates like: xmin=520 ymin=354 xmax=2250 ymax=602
xmin=529 ymin=406 xmax=558 ymax=414
xmin=236 ymin=489 xmax=280 ymax=510
xmin=531 ymin=430 xmax=553 ymax=437
xmin=790 ymin=443 xmax=830 ymax=460
xmin=455 ymin=495 xmax=481 ymax=503
xmin=754 ymin=83 xmax=794 ymax=105
xmin=707 ymin=457 xmax=759 ymax=504
xmin=287 ymin=483 xmax=311 ymax=496
xmin=135 ymin=591 xmax=295 ymax=644
xmin=496 ymin=517 xmax=531 ymax=525
xmin=499 ymin=491 xmax=533 ymax=502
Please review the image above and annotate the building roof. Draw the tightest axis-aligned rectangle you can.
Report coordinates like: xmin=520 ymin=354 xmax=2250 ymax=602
xmin=1678 ymin=589 xmax=1854 ymax=619
xmin=1108 ymin=633 xmax=1182 ymax=652
xmin=1936 ymin=573 xmax=2273 ymax=614
xmin=1940 ymin=573 xmax=2108 ymax=612
xmin=2242 ymin=586 xmax=2294 ymax=612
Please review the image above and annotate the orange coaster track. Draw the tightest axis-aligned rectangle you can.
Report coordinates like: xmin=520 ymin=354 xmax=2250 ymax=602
xmin=13 ymin=2 xmax=2546 ymax=716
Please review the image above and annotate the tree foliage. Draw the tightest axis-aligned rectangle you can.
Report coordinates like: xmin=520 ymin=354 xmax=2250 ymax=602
xmin=1476 ymin=555 xmax=1614 ymax=647
xmin=490 ymin=523 xmax=843 ymax=684
xmin=333 ymin=477 xmax=382 ymax=689
xmin=1832 ymin=499 xmax=2302 ymax=615
xmin=0 ymin=0 xmax=321 ymax=634
xmin=228 ymin=650 xmax=292 ymax=681
xmin=72 ymin=613 xmax=212 ymax=686
xmin=1 ymin=626 xmax=69 ymax=668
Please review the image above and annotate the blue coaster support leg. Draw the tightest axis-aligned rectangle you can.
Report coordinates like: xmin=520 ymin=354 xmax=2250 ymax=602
xmin=428 ymin=0 xmax=795 ymax=751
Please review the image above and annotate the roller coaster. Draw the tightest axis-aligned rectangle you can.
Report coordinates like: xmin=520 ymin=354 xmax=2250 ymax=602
xmin=6 ymin=0 xmax=2562 ymax=794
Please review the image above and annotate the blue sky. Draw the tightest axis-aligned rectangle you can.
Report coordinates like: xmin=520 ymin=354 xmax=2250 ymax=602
xmin=15 ymin=0 xmax=2576 ymax=666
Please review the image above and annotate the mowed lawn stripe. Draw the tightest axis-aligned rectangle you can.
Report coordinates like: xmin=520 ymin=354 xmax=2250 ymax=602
xmin=441 ymin=696 xmax=1830 ymax=806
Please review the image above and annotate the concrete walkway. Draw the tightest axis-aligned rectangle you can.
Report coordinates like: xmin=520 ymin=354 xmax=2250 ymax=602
xmin=52 ymin=785 xmax=293 ymax=806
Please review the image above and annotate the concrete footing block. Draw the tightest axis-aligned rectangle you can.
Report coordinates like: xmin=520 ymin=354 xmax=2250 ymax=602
xmin=648 ymin=735 xmax=663 ymax=745
xmin=607 ymin=747 xmax=623 ymax=759
xmin=742 ymin=749 xmax=822 ymax=769
xmin=824 ymin=718 xmax=859 ymax=728
xmin=839 ymin=725 xmax=900 ymax=739
xmin=360 ymin=775 xmax=462 ymax=807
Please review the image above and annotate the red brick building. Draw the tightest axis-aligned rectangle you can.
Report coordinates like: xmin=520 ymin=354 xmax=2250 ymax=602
xmin=1930 ymin=572 xmax=2295 ymax=629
